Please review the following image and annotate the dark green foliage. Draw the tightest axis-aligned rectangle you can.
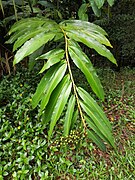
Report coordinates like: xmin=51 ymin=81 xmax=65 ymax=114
xmin=94 ymin=0 xmax=135 ymax=68
xmin=0 ymin=67 xmax=135 ymax=179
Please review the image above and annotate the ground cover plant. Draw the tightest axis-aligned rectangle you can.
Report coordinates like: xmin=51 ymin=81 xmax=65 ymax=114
xmin=0 ymin=67 xmax=135 ymax=179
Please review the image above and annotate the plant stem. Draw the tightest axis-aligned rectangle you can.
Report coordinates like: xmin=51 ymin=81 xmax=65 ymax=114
xmin=0 ymin=0 xmax=5 ymax=18
xmin=64 ymin=34 xmax=86 ymax=132
xmin=12 ymin=0 xmax=18 ymax=21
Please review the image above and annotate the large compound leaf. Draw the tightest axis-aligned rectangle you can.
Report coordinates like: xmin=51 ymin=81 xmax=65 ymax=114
xmin=13 ymin=32 xmax=55 ymax=65
xmin=36 ymin=49 xmax=65 ymax=73
xmin=48 ymin=80 xmax=72 ymax=139
xmin=69 ymin=45 xmax=104 ymax=100
xmin=40 ymin=61 xmax=67 ymax=112
xmin=64 ymin=95 xmax=76 ymax=136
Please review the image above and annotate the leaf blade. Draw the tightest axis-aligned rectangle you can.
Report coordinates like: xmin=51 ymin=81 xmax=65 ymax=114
xmin=13 ymin=32 xmax=55 ymax=65
xmin=64 ymin=95 xmax=76 ymax=136
xmin=69 ymin=44 xmax=104 ymax=100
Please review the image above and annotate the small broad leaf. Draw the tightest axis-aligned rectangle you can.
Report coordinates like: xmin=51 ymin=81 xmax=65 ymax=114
xmin=107 ymin=0 xmax=114 ymax=6
xmin=89 ymin=0 xmax=101 ymax=17
xmin=87 ymin=129 xmax=106 ymax=151
xmin=13 ymin=32 xmax=55 ymax=65
xmin=42 ymin=75 xmax=71 ymax=124
xmin=48 ymin=80 xmax=72 ymax=139
xmin=36 ymin=49 xmax=65 ymax=73
xmin=78 ymin=3 xmax=88 ymax=21
xmin=69 ymin=44 xmax=104 ymax=100
xmin=40 ymin=61 xmax=67 ymax=112
xmin=64 ymin=95 xmax=76 ymax=136
xmin=94 ymin=0 xmax=105 ymax=9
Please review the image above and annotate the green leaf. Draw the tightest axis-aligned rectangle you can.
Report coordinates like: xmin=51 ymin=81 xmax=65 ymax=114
xmin=87 ymin=129 xmax=106 ymax=151
xmin=13 ymin=32 xmax=55 ymax=65
xmin=78 ymin=3 xmax=88 ymax=21
xmin=70 ymin=109 xmax=78 ymax=130
xmin=48 ymin=80 xmax=72 ymax=139
xmin=36 ymin=49 xmax=65 ymax=73
xmin=8 ymin=17 xmax=46 ymax=35
xmin=69 ymin=44 xmax=104 ymax=100
xmin=42 ymin=75 xmax=71 ymax=124
xmin=89 ymin=0 xmax=101 ymax=17
xmin=32 ymin=64 xmax=60 ymax=109
xmin=77 ymin=87 xmax=112 ymax=131
xmin=60 ymin=20 xmax=107 ymax=36
xmin=85 ymin=115 xmax=111 ymax=146
xmin=40 ymin=61 xmax=67 ymax=112
xmin=94 ymin=0 xmax=105 ymax=9
xmin=79 ymin=98 xmax=115 ymax=148
xmin=64 ymin=95 xmax=76 ymax=136
xmin=28 ymin=46 xmax=44 ymax=71
xmin=107 ymin=0 xmax=114 ymax=6
xmin=13 ymin=28 xmax=46 ymax=51
xmin=66 ymin=30 xmax=117 ymax=65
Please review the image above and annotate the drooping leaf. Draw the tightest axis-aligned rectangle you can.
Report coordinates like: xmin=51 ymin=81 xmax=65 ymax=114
xmin=28 ymin=46 xmax=44 ymax=71
xmin=66 ymin=30 xmax=117 ymax=65
xmin=70 ymin=109 xmax=78 ymax=130
xmin=36 ymin=49 xmax=65 ymax=73
xmin=94 ymin=0 xmax=105 ymax=9
xmin=60 ymin=20 xmax=107 ymax=36
xmin=78 ymin=3 xmax=88 ymax=21
xmin=87 ymin=129 xmax=106 ymax=151
xmin=8 ymin=17 xmax=46 ymax=35
xmin=69 ymin=44 xmax=104 ymax=100
xmin=62 ymin=23 xmax=112 ymax=47
xmin=32 ymin=63 xmax=62 ymax=109
xmin=78 ymin=96 xmax=115 ymax=148
xmin=64 ymin=95 xmax=76 ymax=136
xmin=42 ymin=75 xmax=71 ymax=124
xmin=13 ymin=32 xmax=55 ymax=65
xmin=85 ymin=115 xmax=111 ymax=146
xmin=89 ymin=0 xmax=101 ymax=17
xmin=77 ymin=87 xmax=112 ymax=131
xmin=13 ymin=28 xmax=47 ymax=51
xmin=48 ymin=80 xmax=72 ymax=139
xmin=107 ymin=0 xmax=114 ymax=6
xmin=40 ymin=61 xmax=67 ymax=112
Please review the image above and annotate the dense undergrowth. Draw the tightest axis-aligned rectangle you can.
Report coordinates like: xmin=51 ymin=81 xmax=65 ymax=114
xmin=0 ymin=67 xmax=135 ymax=179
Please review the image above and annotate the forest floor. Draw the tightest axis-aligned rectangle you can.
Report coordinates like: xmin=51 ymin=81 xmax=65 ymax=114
xmin=0 ymin=66 xmax=135 ymax=179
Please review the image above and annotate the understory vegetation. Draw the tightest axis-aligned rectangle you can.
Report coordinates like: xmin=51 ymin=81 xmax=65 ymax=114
xmin=1 ymin=66 xmax=135 ymax=179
